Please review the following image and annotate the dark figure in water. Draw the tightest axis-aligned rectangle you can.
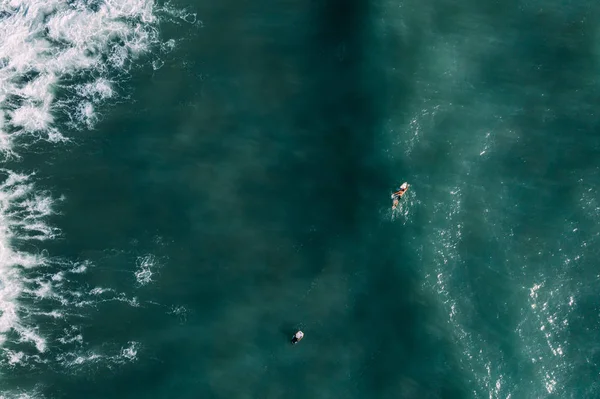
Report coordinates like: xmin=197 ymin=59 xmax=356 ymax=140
xmin=291 ymin=330 xmax=304 ymax=344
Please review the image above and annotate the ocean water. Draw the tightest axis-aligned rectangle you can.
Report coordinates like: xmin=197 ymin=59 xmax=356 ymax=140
xmin=1 ymin=0 xmax=600 ymax=398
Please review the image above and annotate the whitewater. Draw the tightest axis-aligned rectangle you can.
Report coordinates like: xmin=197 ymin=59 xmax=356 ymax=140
xmin=0 ymin=1 xmax=195 ymax=396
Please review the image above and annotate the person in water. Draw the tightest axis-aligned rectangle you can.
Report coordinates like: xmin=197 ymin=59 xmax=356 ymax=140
xmin=291 ymin=330 xmax=304 ymax=345
xmin=392 ymin=183 xmax=408 ymax=209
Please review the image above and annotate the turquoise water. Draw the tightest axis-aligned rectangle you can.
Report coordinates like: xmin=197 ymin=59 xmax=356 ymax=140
xmin=1 ymin=0 xmax=600 ymax=398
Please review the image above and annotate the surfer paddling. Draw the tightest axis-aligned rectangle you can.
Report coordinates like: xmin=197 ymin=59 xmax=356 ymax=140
xmin=391 ymin=182 xmax=409 ymax=210
xmin=291 ymin=330 xmax=304 ymax=345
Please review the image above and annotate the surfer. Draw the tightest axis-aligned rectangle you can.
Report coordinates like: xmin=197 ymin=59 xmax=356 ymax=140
xmin=391 ymin=182 xmax=409 ymax=210
xmin=291 ymin=330 xmax=304 ymax=345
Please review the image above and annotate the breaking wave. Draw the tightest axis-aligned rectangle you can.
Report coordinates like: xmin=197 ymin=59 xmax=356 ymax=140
xmin=0 ymin=0 xmax=197 ymax=395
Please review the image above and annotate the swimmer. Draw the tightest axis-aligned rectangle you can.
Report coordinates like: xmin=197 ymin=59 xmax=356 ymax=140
xmin=291 ymin=330 xmax=304 ymax=345
xmin=391 ymin=182 xmax=409 ymax=209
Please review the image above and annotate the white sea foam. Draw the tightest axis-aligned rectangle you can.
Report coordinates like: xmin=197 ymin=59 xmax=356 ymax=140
xmin=0 ymin=389 xmax=44 ymax=399
xmin=120 ymin=341 xmax=139 ymax=361
xmin=0 ymin=171 xmax=52 ymax=352
xmin=0 ymin=0 xmax=195 ymax=384
xmin=135 ymin=254 xmax=159 ymax=286
xmin=169 ymin=305 xmax=188 ymax=323
xmin=0 ymin=0 xmax=190 ymax=146
xmin=56 ymin=340 xmax=140 ymax=370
